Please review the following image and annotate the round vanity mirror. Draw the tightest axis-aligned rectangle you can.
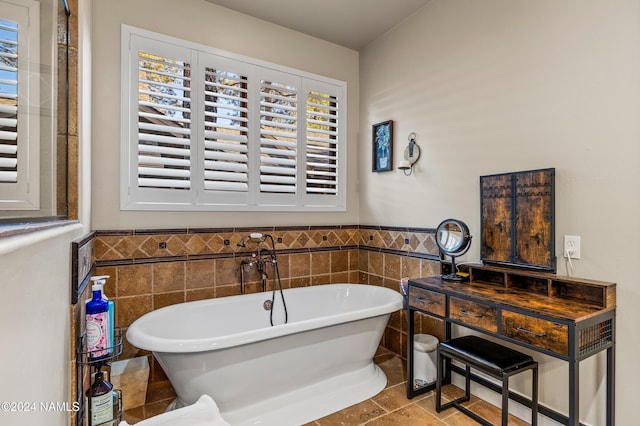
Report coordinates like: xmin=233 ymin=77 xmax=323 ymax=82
xmin=435 ymin=219 xmax=472 ymax=281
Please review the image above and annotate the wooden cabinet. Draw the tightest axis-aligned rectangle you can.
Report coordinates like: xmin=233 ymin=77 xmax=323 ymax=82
xmin=406 ymin=264 xmax=616 ymax=426
xmin=481 ymin=168 xmax=555 ymax=271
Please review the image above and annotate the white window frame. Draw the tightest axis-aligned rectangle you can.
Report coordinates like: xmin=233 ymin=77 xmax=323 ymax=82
xmin=121 ymin=25 xmax=346 ymax=212
xmin=0 ymin=0 xmax=39 ymax=210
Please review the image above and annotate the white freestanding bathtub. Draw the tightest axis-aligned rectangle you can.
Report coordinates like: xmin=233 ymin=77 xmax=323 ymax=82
xmin=127 ymin=283 xmax=404 ymax=426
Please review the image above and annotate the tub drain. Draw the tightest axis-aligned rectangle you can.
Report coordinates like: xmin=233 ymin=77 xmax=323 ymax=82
xmin=263 ymin=300 xmax=273 ymax=310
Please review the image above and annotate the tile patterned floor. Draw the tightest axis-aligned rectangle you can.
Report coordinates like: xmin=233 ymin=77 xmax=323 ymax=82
xmin=123 ymin=347 xmax=530 ymax=425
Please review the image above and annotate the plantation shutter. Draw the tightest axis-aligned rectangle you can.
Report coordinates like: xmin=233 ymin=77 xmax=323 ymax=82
xmin=137 ymin=52 xmax=192 ymax=189
xmin=123 ymin=33 xmax=196 ymax=207
xmin=198 ymin=53 xmax=250 ymax=205
xmin=302 ymin=80 xmax=344 ymax=207
xmin=122 ymin=26 xmax=345 ymax=211
xmin=0 ymin=19 xmax=18 ymax=184
xmin=0 ymin=0 xmax=39 ymax=210
xmin=305 ymin=91 xmax=338 ymax=194
xmin=258 ymin=73 xmax=298 ymax=204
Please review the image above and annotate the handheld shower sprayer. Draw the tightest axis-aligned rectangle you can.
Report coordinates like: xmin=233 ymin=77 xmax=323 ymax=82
xmin=237 ymin=232 xmax=266 ymax=248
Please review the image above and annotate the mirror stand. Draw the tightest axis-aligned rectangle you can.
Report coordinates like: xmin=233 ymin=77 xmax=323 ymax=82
xmin=435 ymin=218 xmax=472 ymax=282
xmin=441 ymin=254 xmax=465 ymax=282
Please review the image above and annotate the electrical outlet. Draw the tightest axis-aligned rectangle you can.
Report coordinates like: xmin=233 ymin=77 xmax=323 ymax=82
xmin=564 ymin=235 xmax=581 ymax=259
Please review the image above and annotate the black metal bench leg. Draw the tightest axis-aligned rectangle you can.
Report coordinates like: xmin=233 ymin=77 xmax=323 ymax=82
xmin=502 ymin=374 xmax=509 ymax=426
xmin=465 ymin=365 xmax=471 ymax=400
xmin=532 ymin=364 xmax=538 ymax=426
xmin=435 ymin=347 xmax=443 ymax=412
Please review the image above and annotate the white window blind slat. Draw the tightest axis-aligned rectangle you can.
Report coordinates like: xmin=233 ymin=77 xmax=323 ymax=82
xmin=259 ymin=184 xmax=296 ymax=193
xmin=0 ymin=130 xmax=17 ymax=140
xmin=138 ymin=122 xmax=191 ymax=135
xmin=139 ymin=178 xmax=190 ymax=189
xmin=260 ymin=165 xmax=295 ymax=176
xmin=307 ymin=168 xmax=337 ymax=176
xmin=0 ymin=143 xmax=16 ymax=154
xmin=204 ymin=151 xmax=247 ymax=163
xmin=0 ymin=157 xmax=16 ymax=168
xmin=260 ymin=147 xmax=296 ymax=157
xmin=138 ymin=133 xmax=190 ymax=146
xmin=139 ymin=110 xmax=191 ymax=125
xmin=0 ymin=118 xmax=18 ymax=129
xmin=204 ymin=160 xmax=247 ymax=173
xmin=204 ymin=170 xmax=248 ymax=182
xmin=307 ymin=187 xmax=337 ymax=194
xmin=260 ymin=156 xmax=296 ymax=166
xmin=138 ymin=155 xmax=190 ymax=168
xmin=139 ymin=166 xmax=190 ymax=178
xmin=204 ymin=139 xmax=248 ymax=152
xmin=139 ymin=144 xmax=189 ymax=157
xmin=260 ymin=138 xmax=296 ymax=148
xmin=0 ymin=103 xmax=16 ymax=114
xmin=204 ymin=181 xmax=248 ymax=191
xmin=0 ymin=170 xmax=16 ymax=181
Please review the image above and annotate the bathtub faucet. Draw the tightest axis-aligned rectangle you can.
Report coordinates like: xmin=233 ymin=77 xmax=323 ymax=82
xmin=237 ymin=232 xmax=288 ymax=325
xmin=238 ymin=233 xmax=277 ymax=294
xmin=256 ymin=255 xmax=269 ymax=291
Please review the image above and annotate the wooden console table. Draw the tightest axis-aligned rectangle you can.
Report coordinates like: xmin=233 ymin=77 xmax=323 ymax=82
xmin=406 ymin=265 xmax=616 ymax=426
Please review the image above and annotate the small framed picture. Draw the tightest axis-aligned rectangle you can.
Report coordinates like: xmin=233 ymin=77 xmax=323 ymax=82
xmin=372 ymin=120 xmax=393 ymax=172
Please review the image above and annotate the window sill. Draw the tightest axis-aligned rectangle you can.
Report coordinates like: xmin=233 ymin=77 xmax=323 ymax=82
xmin=0 ymin=219 xmax=79 ymax=240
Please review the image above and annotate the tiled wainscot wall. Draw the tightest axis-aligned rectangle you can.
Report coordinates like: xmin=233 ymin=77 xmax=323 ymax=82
xmin=71 ymin=225 xmax=444 ymax=420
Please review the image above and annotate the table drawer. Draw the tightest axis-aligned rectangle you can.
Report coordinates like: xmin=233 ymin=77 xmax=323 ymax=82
xmin=409 ymin=286 xmax=446 ymax=316
xmin=449 ymin=297 xmax=498 ymax=333
xmin=502 ymin=311 xmax=568 ymax=355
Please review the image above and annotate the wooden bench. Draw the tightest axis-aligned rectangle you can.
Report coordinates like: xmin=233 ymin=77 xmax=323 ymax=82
xmin=436 ymin=335 xmax=538 ymax=426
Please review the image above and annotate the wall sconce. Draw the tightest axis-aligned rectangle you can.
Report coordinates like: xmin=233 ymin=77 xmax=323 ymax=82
xmin=398 ymin=132 xmax=421 ymax=175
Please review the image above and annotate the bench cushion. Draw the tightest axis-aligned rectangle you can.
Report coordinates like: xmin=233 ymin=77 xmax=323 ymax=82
xmin=440 ymin=335 xmax=533 ymax=374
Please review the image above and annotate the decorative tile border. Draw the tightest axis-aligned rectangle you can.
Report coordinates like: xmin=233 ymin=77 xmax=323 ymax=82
xmin=93 ymin=226 xmax=356 ymax=262
xmin=92 ymin=225 xmax=437 ymax=266
xmin=359 ymin=225 xmax=438 ymax=257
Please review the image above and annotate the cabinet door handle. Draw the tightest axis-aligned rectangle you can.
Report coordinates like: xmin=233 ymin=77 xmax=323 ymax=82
xmin=516 ymin=326 xmax=548 ymax=337
xmin=415 ymin=296 xmax=434 ymax=305
xmin=459 ymin=309 xmax=483 ymax=318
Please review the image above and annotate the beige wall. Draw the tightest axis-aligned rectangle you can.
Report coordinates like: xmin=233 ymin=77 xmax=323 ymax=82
xmin=0 ymin=225 xmax=85 ymax=426
xmin=91 ymin=0 xmax=360 ymax=230
xmin=360 ymin=1 xmax=639 ymax=424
